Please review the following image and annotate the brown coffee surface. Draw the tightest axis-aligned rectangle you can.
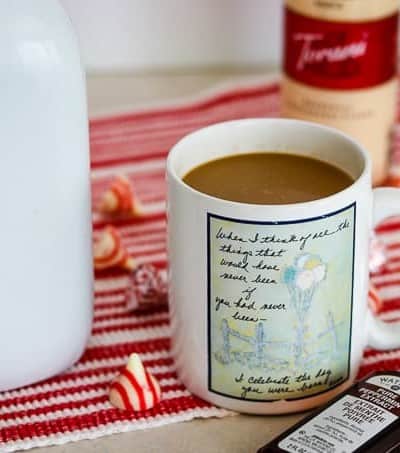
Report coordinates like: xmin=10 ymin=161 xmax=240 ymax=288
xmin=182 ymin=152 xmax=353 ymax=204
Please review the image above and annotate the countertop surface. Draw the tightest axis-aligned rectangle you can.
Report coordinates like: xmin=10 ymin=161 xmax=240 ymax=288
xmin=35 ymin=68 xmax=306 ymax=453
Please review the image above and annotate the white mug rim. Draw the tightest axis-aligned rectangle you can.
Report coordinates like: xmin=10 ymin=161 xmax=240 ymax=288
xmin=167 ymin=118 xmax=371 ymax=209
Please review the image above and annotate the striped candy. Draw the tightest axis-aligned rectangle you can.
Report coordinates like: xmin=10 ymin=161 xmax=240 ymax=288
xmin=368 ymin=284 xmax=384 ymax=314
xmin=369 ymin=235 xmax=387 ymax=274
xmin=109 ymin=353 xmax=161 ymax=411
xmin=94 ymin=226 xmax=135 ymax=271
xmin=126 ymin=264 xmax=168 ymax=311
xmin=99 ymin=175 xmax=143 ymax=217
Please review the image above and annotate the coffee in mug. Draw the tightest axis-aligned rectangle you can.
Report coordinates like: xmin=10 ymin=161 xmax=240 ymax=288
xmin=183 ymin=152 xmax=353 ymax=204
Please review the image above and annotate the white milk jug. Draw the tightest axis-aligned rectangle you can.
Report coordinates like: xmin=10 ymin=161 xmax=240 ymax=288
xmin=0 ymin=1 xmax=93 ymax=390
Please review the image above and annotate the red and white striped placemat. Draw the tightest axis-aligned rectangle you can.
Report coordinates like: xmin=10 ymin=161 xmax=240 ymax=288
xmin=1 ymin=77 xmax=400 ymax=452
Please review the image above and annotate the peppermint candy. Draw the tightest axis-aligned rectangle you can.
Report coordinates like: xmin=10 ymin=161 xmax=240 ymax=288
xmin=109 ymin=353 xmax=161 ymax=411
xmin=368 ymin=284 xmax=383 ymax=314
xmin=94 ymin=226 xmax=135 ymax=271
xmin=126 ymin=264 xmax=167 ymax=311
xmin=99 ymin=175 xmax=143 ymax=217
xmin=369 ymin=235 xmax=387 ymax=274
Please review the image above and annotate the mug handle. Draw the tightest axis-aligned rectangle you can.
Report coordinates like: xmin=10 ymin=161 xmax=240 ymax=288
xmin=367 ymin=187 xmax=400 ymax=350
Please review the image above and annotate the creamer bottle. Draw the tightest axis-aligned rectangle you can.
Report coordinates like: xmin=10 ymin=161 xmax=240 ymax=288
xmin=0 ymin=0 xmax=93 ymax=390
xmin=282 ymin=0 xmax=399 ymax=185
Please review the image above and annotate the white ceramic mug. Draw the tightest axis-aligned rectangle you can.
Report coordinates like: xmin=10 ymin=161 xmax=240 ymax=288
xmin=167 ymin=119 xmax=400 ymax=414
